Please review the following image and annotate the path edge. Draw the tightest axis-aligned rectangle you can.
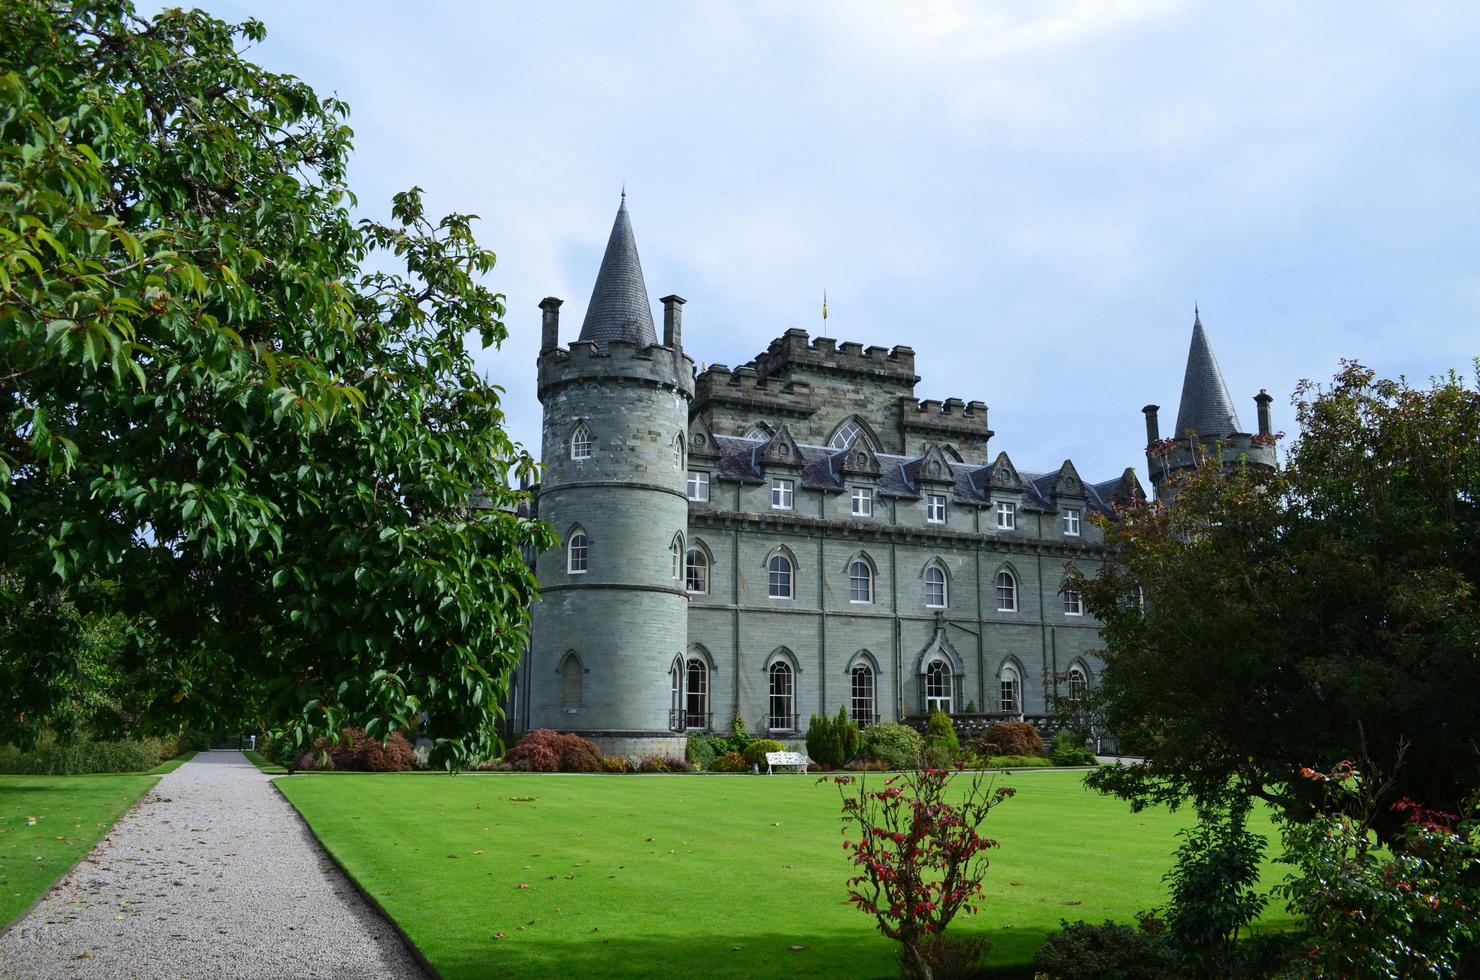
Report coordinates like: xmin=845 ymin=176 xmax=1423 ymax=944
xmin=269 ymin=777 xmax=444 ymax=980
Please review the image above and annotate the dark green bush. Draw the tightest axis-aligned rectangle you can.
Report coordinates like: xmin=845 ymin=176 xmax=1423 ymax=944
xmin=0 ymin=735 xmax=175 ymax=774
xmin=1049 ymin=730 xmax=1097 ymax=767
xmin=925 ymin=709 xmax=958 ymax=752
xmin=710 ymin=751 xmax=747 ymax=772
xmin=179 ymin=729 xmax=212 ymax=753
xmin=860 ymin=722 xmax=924 ymax=769
xmin=686 ymin=734 xmax=719 ymax=770
xmin=741 ymin=739 xmax=785 ymax=766
xmin=1032 ymin=919 xmax=1179 ymax=979
xmin=805 ymin=706 xmax=862 ymax=768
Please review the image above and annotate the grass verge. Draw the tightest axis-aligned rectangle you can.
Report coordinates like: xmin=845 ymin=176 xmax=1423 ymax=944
xmin=243 ymin=750 xmax=287 ymax=774
xmin=0 ymin=773 xmax=158 ymax=929
xmin=278 ymin=769 xmax=1295 ymax=978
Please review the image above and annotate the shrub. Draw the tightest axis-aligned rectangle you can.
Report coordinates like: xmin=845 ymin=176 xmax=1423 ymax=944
xmin=686 ymin=734 xmax=719 ymax=771
xmin=1163 ymin=802 xmax=1267 ymax=973
xmin=504 ymin=729 xmax=603 ymax=773
xmin=328 ymin=727 xmax=416 ymax=772
xmin=179 ymin=729 xmax=212 ymax=753
xmin=295 ymin=751 xmax=334 ymax=772
xmin=741 ymin=739 xmax=785 ymax=766
xmin=637 ymin=755 xmax=692 ymax=773
xmin=0 ymin=735 xmax=175 ymax=775
xmin=806 ymin=708 xmax=861 ymax=769
xmin=1049 ymin=730 xmax=1097 ymax=767
xmin=976 ymin=720 xmax=1044 ymax=757
xmin=599 ymin=754 xmax=630 ymax=773
xmin=990 ymin=755 xmax=1053 ymax=768
xmin=925 ymin=709 xmax=958 ymax=751
xmin=710 ymin=751 xmax=747 ymax=773
xmin=1032 ymin=919 xmax=1179 ymax=980
xmin=860 ymin=722 xmax=924 ymax=769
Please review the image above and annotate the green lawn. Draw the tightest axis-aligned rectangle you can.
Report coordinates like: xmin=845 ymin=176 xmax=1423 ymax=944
xmin=278 ymin=770 xmax=1295 ymax=978
xmin=0 ymin=773 xmax=159 ymax=927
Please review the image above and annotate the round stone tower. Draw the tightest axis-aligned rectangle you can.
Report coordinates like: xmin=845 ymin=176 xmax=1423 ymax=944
xmin=529 ymin=194 xmax=694 ymax=758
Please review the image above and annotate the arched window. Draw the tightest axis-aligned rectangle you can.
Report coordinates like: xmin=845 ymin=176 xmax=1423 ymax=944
xmin=924 ymin=564 xmax=947 ymax=608
xmin=1063 ymin=584 xmax=1083 ymax=616
xmin=684 ymin=548 xmax=709 ymax=594
xmin=851 ymin=662 xmax=876 ymax=726
xmin=1000 ymin=663 xmax=1021 ymax=714
xmin=1067 ymin=664 xmax=1088 ymax=703
xmin=559 ymin=652 xmax=583 ymax=712
xmin=570 ymin=421 xmax=591 ymax=460
xmin=768 ymin=661 xmax=795 ymax=731
xmin=669 ymin=662 xmax=682 ymax=731
xmin=743 ymin=422 xmax=773 ymax=441
xmin=567 ymin=528 xmax=588 ymax=574
xmin=925 ymin=660 xmax=952 ymax=713
xmin=685 ymin=658 xmax=709 ymax=729
xmin=672 ymin=432 xmax=685 ymax=470
xmin=671 ymin=533 xmax=684 ymax=581
xmin=768 ymin=554 xmax=793 ymax=599
xmin=995 ymin=570 xmax=1018 ymax=612
xmin=831 ymin=419 xmax=864 ymax=450
xmin=848 ymin=559 xmax=873 ymax=603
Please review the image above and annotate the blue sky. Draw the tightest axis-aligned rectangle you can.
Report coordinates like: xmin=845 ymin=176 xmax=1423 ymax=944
xmin=205 ymin=0 xmax=1480 ymax=484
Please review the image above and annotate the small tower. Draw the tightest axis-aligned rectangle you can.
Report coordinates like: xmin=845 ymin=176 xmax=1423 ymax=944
xmin=1143 ymin=308 xmax=1276 ymax=504
xmin=529 ymin=195 xmax=694 ymax=758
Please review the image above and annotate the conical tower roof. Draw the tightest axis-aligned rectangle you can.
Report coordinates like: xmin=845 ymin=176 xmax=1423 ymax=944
xmin=1173 ymin=308 xmax=1242 ymax=438
xmin=578 ymin=193 xmax=657 ymax=348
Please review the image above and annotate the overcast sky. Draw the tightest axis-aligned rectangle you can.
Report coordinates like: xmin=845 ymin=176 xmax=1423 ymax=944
xmin=203 ymin=0 xmax=1480 ymax=484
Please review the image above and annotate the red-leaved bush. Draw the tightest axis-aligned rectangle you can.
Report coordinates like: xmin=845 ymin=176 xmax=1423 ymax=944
xmin=504 ymin=730 xmax=603 ymax=773
xmin=831 ymin=767 xmax=1015 ymax=980
xmin=328 ymin=727 xmax=415 ymax=772
xmin=975 ymin=720 xmax=1045 ymax=758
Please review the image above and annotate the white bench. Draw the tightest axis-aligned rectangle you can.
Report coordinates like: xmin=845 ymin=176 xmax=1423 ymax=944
xmin=765 ymin=751 xmax=810 ymax=775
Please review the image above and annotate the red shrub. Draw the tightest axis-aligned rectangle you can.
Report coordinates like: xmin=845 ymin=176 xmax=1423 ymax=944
xmin=505 ymin=730 xmax=603 ymax=773
xmin=976 ymin=721 xmax=1046 ymax=758
xmin=327 ymin=727 xmax=415 ymax=772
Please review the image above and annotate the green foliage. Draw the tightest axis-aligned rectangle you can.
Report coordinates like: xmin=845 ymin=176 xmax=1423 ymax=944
xmin=740 ymin=739 xmax=784 ymax=766
xmin=836 ymin=705 xmax=861 ymax=763
xmin=709 ymin=751 xmax=747 ymax=773
xmin=804 ymin=707 xmax=862 ymax=769
xmin=1032 ymin=918 xmax=1179 ymax=980
xmin=179 ymin=729 xmax=213 ymax=753
xmin=1162 ymin=802 xmax=1267 ymax=975
xmin=986 ymin=755 xmax=1054 ymax=769
xmin=1049 ymin=730 xmax=1097 ymax=767
xmin=0 ymin=734 xmax=174 ymax=774
xmin=0 ymin=1 xmax=553 ymax=766
xmin=1083 ymin=363 xmax=1480 ymax=827
xmin=860 ymin=722 xmax=924 ymax=769
xmin=925 ymin=709 xmax=958 ymax=751
xmin=685 ymin=734 xmax=718 ymax=771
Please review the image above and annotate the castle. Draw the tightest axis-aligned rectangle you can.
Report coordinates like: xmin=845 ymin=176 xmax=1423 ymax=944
xmin=509 ymin=196 xmax=1274 ymax=757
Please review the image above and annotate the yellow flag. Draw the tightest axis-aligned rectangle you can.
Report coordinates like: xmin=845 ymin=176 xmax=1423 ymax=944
xmin=822 ymin=290 xmax=828 ymax=320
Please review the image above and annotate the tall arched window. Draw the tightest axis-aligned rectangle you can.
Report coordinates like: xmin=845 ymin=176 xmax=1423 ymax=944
xmin=995 ymin=570 xmax=1018 ymax=611
xmin=924 ymin=564 xmax=947 ymax=608
xmin=851 ymin=662 xmax=876 ymax=725
xmin=831 ymin=419 xmax=864 ymax=450
xmin=669 ymin=662 xmax=682 ymax=731
xmin=768 ymin=554 xmax=794 ymax=599
xmin=685 ymin=658 xmax=709 ymax=729
xmin=567 ymin=528 xmax=588 ymax=574
xmin=559 ymin=652 xmax=583 ymax=712
xmin=1063 ymin=583 xmax=1083 ymax=616
xmin=1000 ymin=663 xmax=1021 ymax=714
xmin=768 ymin=661 xmax=795 ymax=731
xmin=671 ymin=533 xmax=684 ymax=581
xmin=684 ymin=548 xmax=709 ymax=594
xmin=849 ymin=559 xmax=873 ymax=603
xmin=925 ymin=660 xmax=952 ymax=713
xmin=672 ymin=432 xmax=685 ymax=470
xmin=570 ymin=421 xmax=591 ymax=460
xmin=743 ymin=422 xmax=773 ymax=441
xmin=1068 ymin=664 xmax=1088 ymax=703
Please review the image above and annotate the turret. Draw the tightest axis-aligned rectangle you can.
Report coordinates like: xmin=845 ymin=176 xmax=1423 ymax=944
xmin=528 ymin=194 xmax=694 ymax=757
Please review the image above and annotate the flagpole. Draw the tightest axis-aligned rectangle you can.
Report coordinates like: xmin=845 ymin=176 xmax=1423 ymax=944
xmin=821 ymin=289 xmax=828 ymax=339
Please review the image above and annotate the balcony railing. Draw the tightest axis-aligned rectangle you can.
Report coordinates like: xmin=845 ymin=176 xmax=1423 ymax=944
xmin=767 ymin=713 xmax=799 ymax=734
xmin=669 ymin=709 xmax=713 ymax=733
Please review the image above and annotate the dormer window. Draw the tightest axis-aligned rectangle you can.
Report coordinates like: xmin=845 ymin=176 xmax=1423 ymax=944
xmin=850 ymin=486 xmax=873 ymax=518
xmin=1062 ymin=508 xmax=1081 ymax=536
xmin=570 ymin=422 xmax=591 ymax=461
xmin=686 ymin=471 xmax=710 ymax=502
xmin=996 ymin=501 xmax=1016 ymax=530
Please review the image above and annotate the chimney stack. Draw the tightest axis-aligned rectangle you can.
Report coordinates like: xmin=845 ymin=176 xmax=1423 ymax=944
xmin=539 ymin=297 xmax=563 ymax=352
xmin=660 ymin=294 xmax=686 ymax=350
xmin=1142 ymin=404 xmax=1161 ymax=447
xmin=1254 ymin=389 xmax=1273 ymax=436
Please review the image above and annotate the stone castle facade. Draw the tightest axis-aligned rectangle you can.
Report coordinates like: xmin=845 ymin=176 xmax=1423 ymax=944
xmin=509 ymin=196 xmax=1273 ymax=757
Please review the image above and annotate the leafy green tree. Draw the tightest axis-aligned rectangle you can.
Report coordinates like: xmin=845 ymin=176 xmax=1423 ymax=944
xmin=1079 ymin=362 xmax=1480 ymax=836
xmin=0 ymin=0 xmax=553 ymax=767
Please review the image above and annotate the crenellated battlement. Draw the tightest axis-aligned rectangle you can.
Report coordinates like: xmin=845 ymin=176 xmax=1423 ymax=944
xmin=537 ymin=339 xmax=695 ymax=401
xmin=742 ymin=328 xmax=918 ymax=386
xmin=693 ymin=361 xmax=815 ymax=420
xmin=900 ymin=396 xmax=992 ymax=460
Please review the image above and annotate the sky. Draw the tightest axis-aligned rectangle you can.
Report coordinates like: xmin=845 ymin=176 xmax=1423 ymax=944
xmin=200 ymin=0 xmax=1480 ymax=484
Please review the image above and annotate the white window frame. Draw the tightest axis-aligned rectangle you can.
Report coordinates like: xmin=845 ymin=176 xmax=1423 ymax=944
xmin=995 ymin=570 xmax=1018 ymax=612
xmin=848 ymin=560 xmax=873 ymax=604
xmin=567 ymin=531 xmax=588 ymax=574
xmin=850 ymin=663 xmax=875 ymax=725
xmin=995 ymin=501 xmax=1016 ymax=530
xmin=1067 ymin=665 xmax=1088 ymax=703
xmin=1000 ymin=665 xmax=1021 ymax=714
xmin=686 ymin=470 xmax=710 ymax=502
xmin=926 ymin=493 xmax=947 ymax=524
xmin=1063 ymin=586 xmax=1083 ymax=616
xmin=685 ymin=658 xmax=709 ymax=730
xmin=831 ymin=419 xmax=864 ymax=450
xmin=570 ymin=422 xmax=591 ymax=461
xmin=924 ymin=564 xmax=947 ymax=609
xmin=684 ymin=548 xmax=709 ymax=595
xmin=767 ymin=554 xmax=794 ymax=599
xmin=671 ymin=534 xmax=684 ymax=581
xmin=771 ymin=478 xmax=794 ymax=511
xmin=1062 ymin=508 xmax=1081 ymax=537
xmin=672 ymin=433 xmax=685 ymax=471
xmin=925 ymin=660 xmax=953 ymax=714
xmin=768 ymin=661 xmax=795 ymax=732
xmin=850 ymin=485 xmax=873 ymax=518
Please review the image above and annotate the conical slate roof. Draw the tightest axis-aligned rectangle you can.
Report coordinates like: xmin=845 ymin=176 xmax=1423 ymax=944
xmin=578 ymin=194 xmax=657 ymax=348
xmin=1173 ymin=309 xmax=1242 ymax=438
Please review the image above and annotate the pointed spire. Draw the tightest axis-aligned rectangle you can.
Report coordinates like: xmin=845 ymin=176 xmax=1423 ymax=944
xmin=578 ymin=193 xmax=657 ymax=348
xmin=1173 ymin=309 xmax=1242 ymax=438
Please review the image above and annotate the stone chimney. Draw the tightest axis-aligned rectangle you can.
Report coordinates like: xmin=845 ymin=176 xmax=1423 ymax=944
xmin=1254 ymin=389 xmax=1273 ymax=436
xmin=539 ymin=297 xmax=562 ymax=352
xmin=660 ymin=294 xmax=685 ymax=350
xmin=1142 ymin=404 xmax=1161 ymax=447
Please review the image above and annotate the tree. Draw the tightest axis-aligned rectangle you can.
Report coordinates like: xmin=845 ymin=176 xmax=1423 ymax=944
xmin=1078 ymin=361 xmax=1480 ymax=837
xmin=0 ymin=0 xmax=553 ymax=767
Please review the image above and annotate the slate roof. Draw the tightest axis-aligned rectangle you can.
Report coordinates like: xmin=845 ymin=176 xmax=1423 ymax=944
xmin=1173 ymin=309 xmax=1241 ymax=438
xmin=578 ymin=194 xmax=658 ymax=348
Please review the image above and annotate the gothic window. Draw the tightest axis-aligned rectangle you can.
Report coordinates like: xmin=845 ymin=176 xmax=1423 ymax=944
xmin=850 ymin=485 xmax=873 ymax=517
xmin=685 ymin=658 xmax=709 ymax=729
xmin=768 ymin=553 xmax=794 ymax=599
xmin=671 ymin=533 xmax=684 ymax=581
xmin=996 ymin=501 xmax=1016 ymax=530
xmin=768 ymin=661 xmax=795 ymax=731
xmin=1067 ymin=664 xmax=1088 ymax=703
xmin=925 ymin=660 xmax=952 ymax=714
xmin=686 ymin=470 xmax=710 ymax=501
xmin=995 ymin=570 xmax=1018 ymax=612
xmin=1000 ymin=663 xmax=1021 ymax=714
xmin=851 ymin=662 xmax=876 ymax=726
xmin=831 ymin=419 xmax=864 ymax=450
xmin=1063 ymin=584 xmax=1083 ymax=616
xmin=924 ymin=564 xmax=947 ymax=609
xmin=849 ymin=559 xmax=873 ymax=603
xmin=570 ymin=422 xmax=591 ymax=460
xmin=771 ymin=478 xmax=794 ymax=510
xmin=743 ymin=422 xmax=773 ymax=441
xmin=567 ymin=528 xmax=588 ymax=574
xmin=1134 ymin=584 xmax=1146 ymax=611
xmin=1062 ymin=508 xmax=1081 ymax=536
xmin=927 ymin=493 xmax=947 ymax=524
xmin=672 ymin=432 xmax=685 ymax=470
xmin=685 ymin=548 xmax=709 ymax=594
xmin=559 ymin=652 xmax=583 ymax=712
xmin=669 ymin=662 xmax=682 ymax=731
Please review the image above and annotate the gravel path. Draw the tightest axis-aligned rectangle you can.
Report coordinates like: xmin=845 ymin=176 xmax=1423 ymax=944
xmin=0 ymin=752 xmax=424 ymax=979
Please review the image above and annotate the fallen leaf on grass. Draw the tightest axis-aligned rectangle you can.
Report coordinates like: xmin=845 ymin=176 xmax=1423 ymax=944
xmin=472 ymin=849 xmax=485 ymax=855
xmin=509 ymin=796 xmax=537 ymax=803
xmin=789 ymin=944 xmax=809 ymax=951
xmin=1009 ymin=881 xmax=1023 ymax=887
xmin=517 ymin=883 xmax=530 ymax=889
xmin=494 ymin=932 xmax=508 ymax=939
xmin=26 ymin=817 xmax=37 ymax=826
xmin=447 ymin=854 xmax=459 ymax=859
